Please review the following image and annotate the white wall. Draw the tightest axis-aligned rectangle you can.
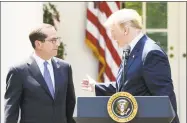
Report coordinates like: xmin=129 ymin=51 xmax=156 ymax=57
xmin=168 ymin=2 xmax=186 ymax=123
xmin=168 ymin=2 xmax=180 ymax=116
xmin=179 ymin=2 xmax=186 ymax=123
xmin=51 ymin=2 xmax=98 ymax=97
xmin=1 ymin=2 xmax=43 ymax=122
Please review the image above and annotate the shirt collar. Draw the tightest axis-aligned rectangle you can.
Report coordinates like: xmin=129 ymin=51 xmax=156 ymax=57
xmin=32 ymin=51 xmax=52 ymax=67
xmin=126 ymin=32 xmax=144 ymax=53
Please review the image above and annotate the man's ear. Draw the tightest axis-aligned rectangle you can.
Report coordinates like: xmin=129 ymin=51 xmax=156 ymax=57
xmin=35 ymin=40 xmax=42 ymax=50
xmin=124 ymin=26 xmax=129 ymax=35
xmin=124 ymin=31 xmax=127 ymax=35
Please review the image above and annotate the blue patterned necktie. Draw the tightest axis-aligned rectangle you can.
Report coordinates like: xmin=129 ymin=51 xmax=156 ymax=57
xmin=116 ymin=45 xmax=131 ymax=87
xmin=43 ymin=61 xmax=55 ymax=98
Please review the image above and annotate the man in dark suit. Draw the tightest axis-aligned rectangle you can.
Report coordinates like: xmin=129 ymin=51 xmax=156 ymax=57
xmin=81 ymin=9 xmax=179 ymax=123
xmin=4 ymin=23 xmax=76 ymax=123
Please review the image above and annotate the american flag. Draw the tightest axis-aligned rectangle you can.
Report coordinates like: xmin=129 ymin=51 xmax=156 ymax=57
xmin=85 ymin=2 xmax=122 ymax=82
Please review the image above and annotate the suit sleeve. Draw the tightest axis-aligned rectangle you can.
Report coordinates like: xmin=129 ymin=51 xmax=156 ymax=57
xmin=143 ymin=50 xmax=178 ymax=114
xmin=4 ymin=67 xmax=23 ymax=123
xmin=66 ymin=65 xmax=76 ymax=123
xmin=95 ymin=82 xmax=116 ymax=96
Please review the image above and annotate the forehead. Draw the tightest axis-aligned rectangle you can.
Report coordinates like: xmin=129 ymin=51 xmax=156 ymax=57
xmin=42 ymin=26 xmax=57 ymax=37
xmin=109 ymin=23 xmax=120 ymax=31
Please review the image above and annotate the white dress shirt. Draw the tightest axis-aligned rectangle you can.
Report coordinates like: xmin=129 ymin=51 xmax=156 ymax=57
xmin=32 ymin=52 xmax=55 ymax=90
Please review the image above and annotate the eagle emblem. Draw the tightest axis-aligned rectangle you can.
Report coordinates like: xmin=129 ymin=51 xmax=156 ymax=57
xmin=115 ymin=99 xmax=130 ymax=116
xmin=107 ymin=92 xmax=138 ymax=123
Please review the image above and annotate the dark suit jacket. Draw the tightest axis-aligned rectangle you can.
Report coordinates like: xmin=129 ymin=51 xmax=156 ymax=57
xmin=95 ymin=35 xmax=179 ymax=123
xmin=4 ymin=56 xmax=76 ymax=123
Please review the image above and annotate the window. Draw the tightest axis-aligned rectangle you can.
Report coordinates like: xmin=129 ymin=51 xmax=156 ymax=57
xmin=122 ymin=2 xmax=168 ymax=52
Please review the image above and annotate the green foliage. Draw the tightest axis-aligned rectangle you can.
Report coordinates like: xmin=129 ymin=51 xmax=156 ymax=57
xmin=146 ymin=2 xmax=167 ymax=28
xmin=43 ymin=2 xmax=66 ymax=59
xmin=57 ymin=42 xmax=66 ymax=59
xmin=122 ymin=2 xmax=142 ymax=15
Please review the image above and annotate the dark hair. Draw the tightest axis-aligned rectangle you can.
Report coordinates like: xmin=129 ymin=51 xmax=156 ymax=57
xmin=29 ymin=24 xmax=53 ymax=48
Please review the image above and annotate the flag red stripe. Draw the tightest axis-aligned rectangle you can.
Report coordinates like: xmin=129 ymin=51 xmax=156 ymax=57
xmin=86 ymin=31 xmax=116 ymax=81
xmin=86 ymin=2 xmax=121 ymax=82
xmin=105 ymin=63 xmax=116 ymax=81
xmin=116 ymin=2 xmax=120 ymax=9
xmin=99 ymin=2 xmax=113 ymax=17
xmin=86 ymin=31 xmax=105 ymax=57
xmin=86 ymin=31 xmax=97 ymax=46
xmin=87 ymin=9 xmax=121 ymax=66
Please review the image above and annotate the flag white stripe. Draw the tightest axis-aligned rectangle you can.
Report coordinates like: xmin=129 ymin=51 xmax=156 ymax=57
xmin=88 ymin=2 xmax=98 ymax=16
xmin=105 ymin=47 xmax=119 ymax=77
xmin=86 ymin=2 xmax=121 ymax=82
xmin=103 ymin=73 xmax=110 ymax=82
xmin=106 ymin=2 xmax=119 ymax=14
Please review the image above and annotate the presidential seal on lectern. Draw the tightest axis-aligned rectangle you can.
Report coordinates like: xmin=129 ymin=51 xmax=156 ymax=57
xmin=107 ymin=92 xmax=138 ymax=123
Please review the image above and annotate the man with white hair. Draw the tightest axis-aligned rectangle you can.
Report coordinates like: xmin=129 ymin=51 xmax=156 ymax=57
xmin=81 ymin=8 xmax=179 ymax=123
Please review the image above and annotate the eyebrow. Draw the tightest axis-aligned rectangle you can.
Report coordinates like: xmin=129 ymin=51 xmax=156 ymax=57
xmin=49 ymin=37 xmax=58 ymax=39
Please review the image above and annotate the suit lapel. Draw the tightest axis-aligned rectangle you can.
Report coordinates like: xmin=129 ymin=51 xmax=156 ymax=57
xmin=125 ymin=35 xmax=147 ymax=74
xmin=119 ymin=35 xmax=147 ymax=91
xmin=51 ymin=58 xmax=61 ymax=100
xmin=123 ymin=49 xmax=138 ymax=77
xmin=27 ymin=56 xmax=53 ymax=99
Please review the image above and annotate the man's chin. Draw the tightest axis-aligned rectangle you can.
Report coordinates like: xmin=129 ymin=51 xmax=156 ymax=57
xmin=52 ymin=52 xmax=58 ymax=57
